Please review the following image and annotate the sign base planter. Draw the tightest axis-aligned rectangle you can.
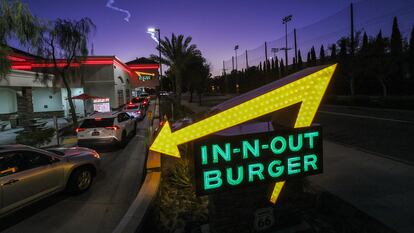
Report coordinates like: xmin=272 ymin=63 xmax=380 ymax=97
xmin=208 ymin=179 xmax=307 ymax=233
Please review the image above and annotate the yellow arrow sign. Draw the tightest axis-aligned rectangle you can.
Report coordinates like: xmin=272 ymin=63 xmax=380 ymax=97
xmin=150 ymin=64 xmax=337 ymax=202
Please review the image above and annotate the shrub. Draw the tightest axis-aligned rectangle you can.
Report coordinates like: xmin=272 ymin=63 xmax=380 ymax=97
xmin=16 ymin=127 xmax=55 ymax=147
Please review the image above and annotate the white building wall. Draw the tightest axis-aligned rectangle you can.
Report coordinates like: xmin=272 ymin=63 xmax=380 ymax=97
xmin=0 ymin=88 xmax=17 ymax=114
xmin=61 ymin=88 xmax=85 ymax=117
xmin=113 ymin=63 xmax=132 ymax=107
xmin=32 ymin=88 xmax=63 ymax=112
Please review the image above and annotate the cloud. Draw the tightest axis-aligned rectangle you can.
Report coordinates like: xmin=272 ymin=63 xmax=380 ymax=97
xmin=106 ymin=0 xmax=131 ymax=22
xmin=147 ymin=31 xmax=159 ymax=43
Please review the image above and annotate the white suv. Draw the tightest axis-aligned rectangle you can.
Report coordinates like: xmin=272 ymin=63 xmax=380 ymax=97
xmin=76 ymin=112 xmax=136 ymax=147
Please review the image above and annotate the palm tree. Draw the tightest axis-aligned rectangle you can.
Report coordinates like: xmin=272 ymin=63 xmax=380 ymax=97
xmin=151 ymin=33 xmax=201 ymax=104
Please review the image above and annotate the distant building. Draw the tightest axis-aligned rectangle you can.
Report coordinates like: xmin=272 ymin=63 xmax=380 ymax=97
xmin=126 ymin=57 xmax=160 ymax=91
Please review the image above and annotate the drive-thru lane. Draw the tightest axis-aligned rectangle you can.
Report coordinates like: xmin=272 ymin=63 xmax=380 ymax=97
xmin=0 ymin=111 xmax=151 ymax=233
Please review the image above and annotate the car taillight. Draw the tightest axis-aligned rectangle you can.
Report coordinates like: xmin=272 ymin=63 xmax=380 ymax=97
xmin=92 ymin=152 xmax=100 ymax=159
xmin=76 ymin=128 xmax=85 ymax=133
xmin=159 ymin=121 xmax=164 ymax=126
xmin=105 ymin=125 xmax=120 ymax=130
xmin=136 ymin=110 xmax=141 ymax=114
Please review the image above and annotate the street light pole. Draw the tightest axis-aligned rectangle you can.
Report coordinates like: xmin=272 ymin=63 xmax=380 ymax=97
xmin=147 ymin=27 xmax=163 ymax=91
xmin=282 ymin=15 xmax=292 ymax=67
xmin=157 ymin=28 xmax=163 ymax=91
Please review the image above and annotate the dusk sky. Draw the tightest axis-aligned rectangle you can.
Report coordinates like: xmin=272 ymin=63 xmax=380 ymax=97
xmin=21 ymin=0 xmax=414 ymax=75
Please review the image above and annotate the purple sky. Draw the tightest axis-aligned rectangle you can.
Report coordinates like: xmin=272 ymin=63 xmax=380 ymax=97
xmin=21 ymin=0 xmax=414 ymax=75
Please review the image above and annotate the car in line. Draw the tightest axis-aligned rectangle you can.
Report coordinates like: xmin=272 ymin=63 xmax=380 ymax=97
xmin=76 ymin=111 xmax=136 ymax=148
xmin=0 ymin=144 xmax=100 ymax=217
xmin=123 ymin=103 xmax=146 ymax=121
xmin=131 ymin=95 xmax=150 ymax=109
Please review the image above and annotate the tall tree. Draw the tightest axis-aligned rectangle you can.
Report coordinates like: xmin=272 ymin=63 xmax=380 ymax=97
xmin=371 ymin=30 xmax=390 ymax=96
xmin=279 ymin=59 xmax=285 ymax=77
xmin=390 ymin=17 xmax=403 ymax=56
xmin=320 ymin=45 xmax=325 ymax=63
xmin=307 ymin=51 xmax=311 ymax=64
xmin=266 ymin=59 xmax=271 ymax=72
xmin=151 ymin=33 xmax=201 ymax=104
xmin=274 ymin=56 xmax=279 ymax=79
xmin=409 ymin=26 xmax=414 ymax=79
xmin=361 ymin=32 xmax=369 ymax=53
xmin=0 ymin=0 xmax=43 ymax=78
xmin=297 ymin=50 xmax=303 ymax=69
xmin=339 ymin=38 xmax=347 ymax=57
xmin=38 ymin=18 xmax=95 ymax=128
xmin=330 ymin=44 xmax=337 ymax=60
xmin=259 ymin=61 xmax=262 ymax=72
xmin=310 ymin=46 xmax=316 ymax=63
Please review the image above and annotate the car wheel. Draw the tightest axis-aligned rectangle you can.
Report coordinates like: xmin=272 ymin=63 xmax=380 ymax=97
xmin=133 ymin=123 xmax=137 ymax=135
xmin=118 ymin=131 xmax=127 ymax=148
xmin=67 ymin=167 xmax=93 ymax=194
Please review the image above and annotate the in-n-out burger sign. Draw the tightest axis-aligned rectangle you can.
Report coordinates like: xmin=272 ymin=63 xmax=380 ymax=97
xmin=192 ymin=126 xmax=322 ymax=196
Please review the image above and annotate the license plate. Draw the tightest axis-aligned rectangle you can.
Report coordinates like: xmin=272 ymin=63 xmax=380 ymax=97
xmin=92 ymin=132 xmax=100 ymax=136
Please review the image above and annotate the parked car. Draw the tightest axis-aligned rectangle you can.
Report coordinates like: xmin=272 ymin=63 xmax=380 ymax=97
xmin=123 ymin=103 xmax=146 ymax=120
xmin=159 ymin=91 xmax=168 ymax=96
xmin=0 ymin=144 xmax=100 ymax=217
xmin=76 ymin=111 xmax=136 ymax=147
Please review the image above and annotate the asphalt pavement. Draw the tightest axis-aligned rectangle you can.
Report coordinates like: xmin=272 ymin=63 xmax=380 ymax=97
xmin=0 ymin=113 xmax=151 ymax=233
xmin=316 ymin=105 xmax=414 ymax=164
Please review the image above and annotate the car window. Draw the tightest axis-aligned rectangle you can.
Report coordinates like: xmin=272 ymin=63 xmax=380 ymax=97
xmin=126 ymin=105 xmax=139 ymax=110
xmin=0 ymin=151 xmax=51 ymax=177
xmin=118 ymin=113 xmax=130 ymax=122
xmin=81 ymin=118 xmax=114 ymax=128
xmin=0 ymin=153 xmax=19 ymax=177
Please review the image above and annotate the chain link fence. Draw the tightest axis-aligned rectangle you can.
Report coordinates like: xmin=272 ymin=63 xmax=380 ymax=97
xmin=222 ymin=0 xmax=414 ymax=74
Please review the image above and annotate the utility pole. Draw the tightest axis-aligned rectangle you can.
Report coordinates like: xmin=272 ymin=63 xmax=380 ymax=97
xmin=245 ymin=50 xmax=249 ymax=69
xmin=294 ymin=28 xmax=298 ymax=62
xmin=265 ymin=42 xmax=268 ymax=65
xmin=232 ymin=56 xmax=235 ymax=71
xmin=350 ymin=3 xmax=355 ymax=56
xmin=282 ymin=15 xmax=292 ymax=67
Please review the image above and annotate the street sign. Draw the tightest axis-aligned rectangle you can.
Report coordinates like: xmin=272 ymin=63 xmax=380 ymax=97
xmin=192 ymin=126 xmax=323 ymax=196
xmin=148 ymin=110 xmax=152 ymax=120
xmin=254 ymin=207 xmax=275 ymax=231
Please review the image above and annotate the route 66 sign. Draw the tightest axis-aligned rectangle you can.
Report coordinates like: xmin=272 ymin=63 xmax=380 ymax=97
xmin=253 ymin=207 xmax=275 ymax=231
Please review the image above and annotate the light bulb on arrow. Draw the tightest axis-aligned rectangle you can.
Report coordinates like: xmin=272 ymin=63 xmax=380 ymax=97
xmin=150 ymin=64 xmax=337 ymax=203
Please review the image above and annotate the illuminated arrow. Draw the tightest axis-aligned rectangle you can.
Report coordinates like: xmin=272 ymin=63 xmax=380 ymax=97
xmin=150 ymin=64 xmax=337 ymax=202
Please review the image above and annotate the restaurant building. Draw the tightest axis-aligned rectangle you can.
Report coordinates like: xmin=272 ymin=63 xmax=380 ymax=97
xmin=0 ymin=48 xmax=160 ymax=124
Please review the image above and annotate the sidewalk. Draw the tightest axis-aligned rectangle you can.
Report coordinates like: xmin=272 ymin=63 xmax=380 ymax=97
xmin=309 ymin=141 xmax=414 ymax=233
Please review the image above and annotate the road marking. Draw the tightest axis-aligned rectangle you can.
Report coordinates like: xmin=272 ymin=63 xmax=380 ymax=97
xmin=319 ymin=111 xmax=414 ymax=124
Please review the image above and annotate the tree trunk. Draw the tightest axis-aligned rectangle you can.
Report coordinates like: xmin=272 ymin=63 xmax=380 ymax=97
xmin=61 ymin=73 xmax=78 ymax=128
xmin=175 ymin=70 xmax=182 ymax=105
xmin=198 ymin=92 xmax=202 ymax=106
xmin=378 ymin=77 xmax=388 ymax=97
xmin=350 ymin=76 xmax=356 ymax=96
